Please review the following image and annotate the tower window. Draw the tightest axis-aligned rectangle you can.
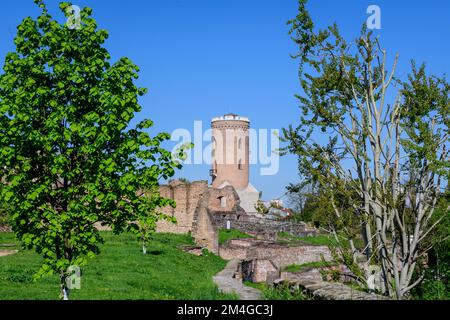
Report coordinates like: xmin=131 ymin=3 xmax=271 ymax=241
xmin=238 ymin=138 xmax=242 ymax=150
xmin=238 ymin=159 xmax=242 ymax=170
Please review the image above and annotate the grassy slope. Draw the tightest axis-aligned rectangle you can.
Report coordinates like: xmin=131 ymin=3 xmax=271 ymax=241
xmin=277 ymin=231 xmax=364 ymax=249
xmin=218 ymin=229 xmax=253 ymax=245
xmin=0 ymin=232 xmax=236 ymax=300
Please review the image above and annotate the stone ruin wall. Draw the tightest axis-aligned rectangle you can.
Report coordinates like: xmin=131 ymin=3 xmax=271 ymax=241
xmin=219 ymin=239 xmax=332 ymax=269
xmin=156 ymin=179 xmax=317 ymax=240
xmin=241 ymin=259 xmax=279 ymax=284
xmin=156 ymin=180 xmax=244 ymax=254
xmin=156 ymin=180 xmax=324 ymax=263
xmin=221 ymin=238 xmax=333 ymax=284
xmin=191 ymin=198 xmax=218 ymax=253
xmin=156 ymin=180 xmax=208 ymax=234
xmin=191 ymin=186 xmax=243 ymax=253
xmin=213 ymin=213 xmax=317 ymax=238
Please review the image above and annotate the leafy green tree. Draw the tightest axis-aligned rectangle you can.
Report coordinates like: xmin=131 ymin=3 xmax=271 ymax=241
xmin=282 ymin=0 xmax=449 ymax=299
xmin=0 ymin=1 xmax=183 ymax=299
xmin=0 ymin=187 xmax=13 ymax=230
xmin=254 ymin=200 xmax=269 ymax=214
xmin=412 ymin=189 xmax=450 ymax=299
xmin=286 ymin=182 xmax=329 ymax=226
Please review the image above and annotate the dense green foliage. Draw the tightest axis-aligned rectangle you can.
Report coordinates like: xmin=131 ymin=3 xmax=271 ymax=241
xmin=0 ymin=194 xmax=12 ymax=228
xmin=293 ymin=194 xmax=331 ymax=228
xmin=244 ymin=281 xmax=310 ymax=300
xmin=286 ymin=183 xmax=365 ymax=251
xmin=0 ymin=232 xmax=235 ymax=300
xmin=412 ymin=194 xmax=450 ymax=300
xmin=0 ymin=0 xmax=184 ymax=297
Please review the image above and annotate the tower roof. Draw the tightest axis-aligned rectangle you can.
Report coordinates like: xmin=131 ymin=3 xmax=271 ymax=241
xmin=211 ymin=113 xmax=249 ymax=122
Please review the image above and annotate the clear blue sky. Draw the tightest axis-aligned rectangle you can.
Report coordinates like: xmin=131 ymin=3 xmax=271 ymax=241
xmin=1 ymin=0 xmax=449 ymax=201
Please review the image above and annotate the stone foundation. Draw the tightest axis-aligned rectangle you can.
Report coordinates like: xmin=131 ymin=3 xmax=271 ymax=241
xmin=242 ymin=259 xmax=279 ymax=284
xmin=213 ymin=213 xmax=317 ymax=238
xmin=219 ymin=238 xmax=332 ymax=269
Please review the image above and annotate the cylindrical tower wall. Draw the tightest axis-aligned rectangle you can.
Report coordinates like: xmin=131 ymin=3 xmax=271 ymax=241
xmin=211 ymin=114 xmax=249 ymax=190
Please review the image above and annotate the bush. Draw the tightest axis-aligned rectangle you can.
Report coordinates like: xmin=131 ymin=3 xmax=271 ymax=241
xmin=0 ymin=198 xmax=12 ymax=227
xmin=261 ymin=283 xmax=310 ymax=300
xmin=411 ymin=195 xmax=450 ymax=300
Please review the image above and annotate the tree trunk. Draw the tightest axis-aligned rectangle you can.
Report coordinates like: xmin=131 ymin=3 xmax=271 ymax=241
xmin=60 ymin=273 xmax=70 ymax=300
xmin=362 ymin=222 xmax=373 ymax=261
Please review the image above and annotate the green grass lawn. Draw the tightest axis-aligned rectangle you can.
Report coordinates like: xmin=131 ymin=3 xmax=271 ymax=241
xmin=218 ymin=229 xmax=253 ymax=245
xmin=277 ymin=231 xmax=336 ymax=246
xmin=277 ymin=231 xmax=364 ymax=249
xmin=282 ymin=261 xmax=337 ymax=273
xmin=0 ymin=232 xmax=236 ymax=300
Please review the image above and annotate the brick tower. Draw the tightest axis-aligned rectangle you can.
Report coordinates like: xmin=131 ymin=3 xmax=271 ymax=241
xmin=210 ymin=113 xmax=259 ymax=213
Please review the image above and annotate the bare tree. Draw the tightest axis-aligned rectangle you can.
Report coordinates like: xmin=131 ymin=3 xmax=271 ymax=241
xmin=282 ymin=0 xmax=449 ymax=299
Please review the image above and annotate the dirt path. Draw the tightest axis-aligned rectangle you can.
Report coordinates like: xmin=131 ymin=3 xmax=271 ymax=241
xmin=0 ymin=249 xmax=18 ymax=257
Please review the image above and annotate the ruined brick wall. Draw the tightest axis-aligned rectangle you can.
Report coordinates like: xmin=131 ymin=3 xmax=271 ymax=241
xmin=207 ymin=187 xmax=243 ymax=212
xmin=242 ymin=259 xmax=279 ymax=284
xmin=213 ymin=213 xmax=317 ymax=238
xmin=260 ymin=245 xmax=332 ymax=268
xmin=191 ymin=185 xmax=243 ymax=253
xmin=156 ymin=180 xmax=208 ymax=234
xmin=219 ymin=239 xmax=332 ymax=269
xmin=192 ymin=201 xmax=219 ymax=254
xmin=156 ymin=179 xmax=322 ymax=262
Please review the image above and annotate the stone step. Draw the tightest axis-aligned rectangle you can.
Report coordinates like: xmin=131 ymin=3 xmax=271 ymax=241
xmin=279 ymin=271 xmax=389 ymax=300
